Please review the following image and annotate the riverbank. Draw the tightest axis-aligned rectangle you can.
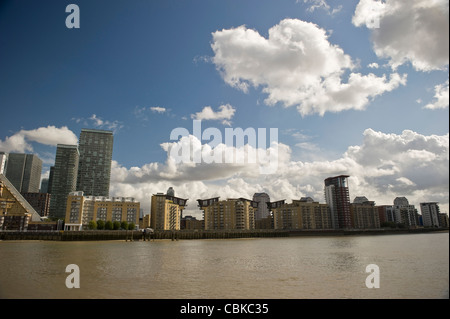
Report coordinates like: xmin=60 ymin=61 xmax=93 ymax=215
xmin=0 ymin=227 xmax=447 ymax=241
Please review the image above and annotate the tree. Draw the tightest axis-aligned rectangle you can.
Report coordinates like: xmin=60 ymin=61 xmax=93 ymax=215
xmin=113 ymin=221 xmax=121 ymax=230
xmin=97 ymin=220 xmax=105 ymax=230
xmin=88 ymin=220 xmax=97 ymax=230
xmin=120 ymin=221 xmax=128 ymax=230
xmin=128 ymin=223 xmax=135 ymax=230
xmin=105 ymin=221 xmax=113 ymax=230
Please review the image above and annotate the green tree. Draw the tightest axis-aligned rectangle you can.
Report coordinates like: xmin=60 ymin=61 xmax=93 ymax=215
xmin=88 ymin=220 xmax=97 ymax=230
xmin=97 ymin=220 xmax=105 ymax=230
xmin=113 ymin=221 xmax=121 ymax=230
xmin=120 ymin=221 xmax=128 ymax=230
xmin=105 ymin=221 xmax=113 ymax=230
xmin=128 ymin=223 xmax=135 ymax=230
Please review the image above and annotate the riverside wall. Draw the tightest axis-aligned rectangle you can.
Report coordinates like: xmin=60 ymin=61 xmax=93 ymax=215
xmin=0 ymin=228 xmax=448 ymax=241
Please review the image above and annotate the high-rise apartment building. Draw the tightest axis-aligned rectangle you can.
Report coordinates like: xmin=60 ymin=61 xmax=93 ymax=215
xmin=253 ymin=192 xmax=270 ymax=220
xmin=324 ymin=175 xmax=352 ymax=229
xmin=4 ymin=153 xmax=42 ymax=193
xmin=150 ymin=192 xmax=188 ymax=230
xmin=198 ymin=197 xmax=256 ymax=230
xmin=76 ymin=129 xmax=113 ymax=197
xmin=420 ymin=202 xmax=441 ymax=227
xmin=393 ymin=197 xmax=418 ymax=227
xmin=48 ymin=144 xmax=79 ymax=219
xmin=64 ymin=191 xmax=140 ymax=230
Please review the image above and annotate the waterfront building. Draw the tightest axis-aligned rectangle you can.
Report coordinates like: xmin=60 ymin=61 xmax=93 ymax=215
xmin=377 ymin=205 xmax=395 ymax=224
xmin=324 ymin=175 xmax=352 ymax=229
xmin=0 ymin=174 xmax=41 ymax=230
xmin=48 ymin=144 xmax=79 ymax=219
xmin=198 ymin=197 xmax=256 ymax=230
xmin=21 ymin=192 xmax=51 ymax=217
xmin=393 ymin=197 xmax=419 ymax=227
xmin=350 ymin=199 xmax=380 ymax=229
xmin=253 ymin=192 xmax=270 ymax=220
xmin=271 ymin=199 xmax=332 ymax=230
xmin=76 ymin=129 xmax=114 ymax=197
xmin=438 ymin=213 xmax=449 ymax=228
xmin=420 ymin=202 xmax=441 ymax=227
xmin=181 ymin=215 xmax=203 ymax=230
xmin=150 ymin=192 xmax=188 ymax=230
xmin=64 ymin=191 xmax=140 ymax=230
xmin=4 ymin=153 xmax=42 ymax=193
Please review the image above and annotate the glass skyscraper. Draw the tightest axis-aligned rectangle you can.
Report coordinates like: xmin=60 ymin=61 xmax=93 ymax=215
xmin=48 ymin=144 xmax=79 ymax=219
xmin=4 ymin=153 xmax=42 ymax=193
xmin=76 ymin=129 xmax=113 ymax=197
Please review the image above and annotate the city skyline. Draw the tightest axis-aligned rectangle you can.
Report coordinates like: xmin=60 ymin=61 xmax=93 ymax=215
xmin=0 ymin=0 xmax=448 ymax=219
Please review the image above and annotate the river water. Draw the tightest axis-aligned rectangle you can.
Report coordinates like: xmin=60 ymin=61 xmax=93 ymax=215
xmin=0 ymin=232 xmax=448 ymax=299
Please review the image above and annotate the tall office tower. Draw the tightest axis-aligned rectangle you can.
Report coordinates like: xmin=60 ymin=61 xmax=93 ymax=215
xmin=420 ymin=202 xmax=441 ymax=227
xmin=253 ymin=192 xmax=270 ymax=220
xmin=48 ymin=144 xmax=79 ymax=219
xmin=5 ymin=153 xmax=42 ymax=193
xmin=0 ymin=152 xmax=8 ymax=174
xmin=76 ymin=129 xmax=114 ymax=197
xmin=324 ymin=175 xmax=352 ymax=229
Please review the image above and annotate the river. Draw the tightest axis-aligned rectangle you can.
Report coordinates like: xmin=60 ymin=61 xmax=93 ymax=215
xmin=0 ymin=232 xmax=448 ymax=299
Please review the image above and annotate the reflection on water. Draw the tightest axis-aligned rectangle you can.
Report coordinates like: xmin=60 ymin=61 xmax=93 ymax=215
xmin=0 ymin=232 xmax=448 ymax=299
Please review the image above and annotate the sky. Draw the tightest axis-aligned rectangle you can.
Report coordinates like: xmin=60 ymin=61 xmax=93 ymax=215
xmin=0 ymin=0 xmax=448 ymax=218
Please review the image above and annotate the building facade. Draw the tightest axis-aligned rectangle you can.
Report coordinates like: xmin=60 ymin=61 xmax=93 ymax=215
xmin=4 ymin=153 xmax=42 ymax=193
xmin=271 ymin=199 xmax=332 ymax=230
xmin=324 ymin=175 xmax=352 ymax=229
xmin=64 ymin=191 xmax=140 ymax=230
xmin=48 ymin=144 xmax=79 ymax=219
xmin=150 ymin=193 xmax=188 ymax=230
xmin=21 ymin=192 xmax=51 ymax=217
xmin=253 ymin=192 xmax=270 ymax=220
xmin=76 ymin=129 xmax=113 ymax=197
xmin=393 ymin=197 xmax=419 ymax=227
xmin=198 ymin=197 xmax=256 ymax=230
xmin=350 ymin=199 xmax=380 ymax=229
xmin=420 ymin=202 xmax=441 ymax=227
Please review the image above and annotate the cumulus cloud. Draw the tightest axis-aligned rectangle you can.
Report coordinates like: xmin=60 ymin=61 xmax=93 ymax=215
xmin=353 ymin=0 xmax=449 ymax=71
xmin=191 ymin=104 xmax=236 ymax=126
xmin=424 ymin=80 xmax=449 ymax=110
xmin=0 ymin=126 xmax=78 ymax=153
xmin=211 ymin=19 xmax=406 ymax=116
xmin=110 ymin=128 xmax=449 ymax=217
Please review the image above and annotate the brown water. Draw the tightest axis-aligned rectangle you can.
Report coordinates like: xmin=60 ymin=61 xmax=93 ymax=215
xmin=0 ymin=232 xmax=448 ymax=299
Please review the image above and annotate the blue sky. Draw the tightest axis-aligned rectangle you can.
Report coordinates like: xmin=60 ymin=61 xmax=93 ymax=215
xmin=1 ymin=0 xmax=448 ymax=216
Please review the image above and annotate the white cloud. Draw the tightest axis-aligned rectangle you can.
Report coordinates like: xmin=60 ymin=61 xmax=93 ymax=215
xmin=301 ymin=0 xmax=342 ymax=15
xmin=353 ymin=0 xmax=449 ymax=71
xmin=150 ymin=106 xmax=167 ymax=113
xmin=110 ymin=128 xmax=449 ymax=217
xmin=191 ymin=104 xmax=236 ymax=126
xmin=211 ymin=19 xmax=406 ymax=116
xmin=424 ymin=80 xmax=449 ymax=109
xmin=367 ymin=62 xmax=379 ymax=69
xmin=73 ymin=114 xmax=123 ymax=132
xmin=0 ymin=126 xmax=78 ymax=153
